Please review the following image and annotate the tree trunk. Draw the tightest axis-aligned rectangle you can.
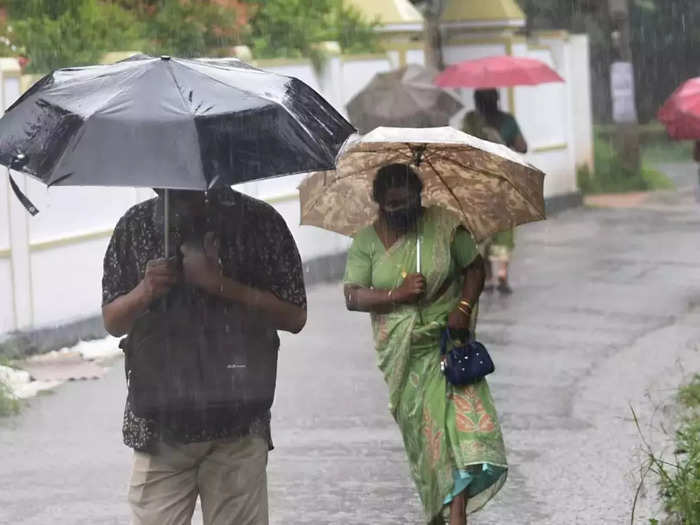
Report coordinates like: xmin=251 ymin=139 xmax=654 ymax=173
xmin=423 ymin=12 xmax=444 ymax=71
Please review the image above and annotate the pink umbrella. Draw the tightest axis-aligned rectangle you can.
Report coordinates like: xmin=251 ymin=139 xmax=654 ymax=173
xmin=435 ymin=55 xmax=564 ymax=88
xmin=658 ymin=77 xmax=700 ymax=140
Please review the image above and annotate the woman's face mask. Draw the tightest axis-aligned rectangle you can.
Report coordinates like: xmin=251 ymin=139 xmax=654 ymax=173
xmin=381 ymin=187 xmax=422 ymax=231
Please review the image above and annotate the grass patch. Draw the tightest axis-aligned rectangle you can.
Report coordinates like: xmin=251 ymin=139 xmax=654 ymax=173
xmin=679 ymin=377 xmax=700 ymax=408
xmin=0 ymin=378 xmax=20 ymax=417
xmin=578 ymin=135 xmax=675 ymax=194
xmin=0 ymin=358 xmax=21 ymax=417
xmin=642 ymin=167 xmax=676 ymax=191
xmin=636 ymin=375 xmax=700 ymax=524
xmin=642 ymin=140 xmax=693 ymax=166
xmin=0 ymin=381 xmax=20 ymax=416
xmin=597 ymin=121 xmax=693 ymax=165
xmin=580 ymin=124 xmax=693 ymax=195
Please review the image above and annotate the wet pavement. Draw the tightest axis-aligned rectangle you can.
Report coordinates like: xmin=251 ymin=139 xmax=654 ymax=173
xmin=2 ymin=185 xmax=700 ymax=525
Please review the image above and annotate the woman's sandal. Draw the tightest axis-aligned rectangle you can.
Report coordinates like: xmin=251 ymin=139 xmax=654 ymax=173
xmin=497 ymin=279 xmax=512 ymax=295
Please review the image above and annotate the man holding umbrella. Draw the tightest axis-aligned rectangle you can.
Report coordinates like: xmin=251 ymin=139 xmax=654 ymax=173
xmin=102 ymin=187 xmax=307 ymax=524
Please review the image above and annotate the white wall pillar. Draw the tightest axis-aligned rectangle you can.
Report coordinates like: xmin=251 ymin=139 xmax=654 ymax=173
xmin=315 ymin=42 xmax=344 ymax=115
xmin=570 ymin=34 xmax=594 ymax=171
xmin=6 ymin=173 xmax=32 ymax=330
xmin=561 ymin=40 xmax=578 ymax=193
xmin=1 ymin=59 xmax=33 ymax=331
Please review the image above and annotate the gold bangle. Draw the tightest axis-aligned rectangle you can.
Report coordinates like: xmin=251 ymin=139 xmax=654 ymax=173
xmin=457 ymin=305 xmax=471 ymax=317
xmin=459 ymin=299 xmax=472 ymax=311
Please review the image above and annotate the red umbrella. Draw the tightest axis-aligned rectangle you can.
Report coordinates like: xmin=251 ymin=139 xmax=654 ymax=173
xmin=658 ymin=77 xmax=700 ymax=140
xmin=435 ymin=55 xmax=564 ymax=88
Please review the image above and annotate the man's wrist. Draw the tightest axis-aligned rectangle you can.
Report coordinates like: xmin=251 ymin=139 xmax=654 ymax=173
xmin=134 ymin=281 xmax=154 ymax=311
xmin=208 ymin=274 xmax=237 ymax=299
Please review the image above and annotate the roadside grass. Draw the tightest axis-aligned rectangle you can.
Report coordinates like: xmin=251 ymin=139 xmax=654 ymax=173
xmin=642 ymin=140 xmax=693 ymax=166
xmin=0 ymin=358 xmax=21 ymax=417
xmin=596 ymin=121 xmax=693 ymax=166
xmin=578 ymin=135 xmax=675 ymax=194
xmin=579 ymin=124 xmax=688 ymax=195
xmin=635 ymin=375 xmax=700 ymax=524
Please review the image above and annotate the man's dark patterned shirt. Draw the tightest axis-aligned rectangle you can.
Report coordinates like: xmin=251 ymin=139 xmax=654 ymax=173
xmin=102 ymin=189 xmax=306 ymax=451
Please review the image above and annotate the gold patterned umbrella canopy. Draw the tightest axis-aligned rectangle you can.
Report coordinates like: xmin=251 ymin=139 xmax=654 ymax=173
xmin=299 ymin=126 xmax=546 ymax=242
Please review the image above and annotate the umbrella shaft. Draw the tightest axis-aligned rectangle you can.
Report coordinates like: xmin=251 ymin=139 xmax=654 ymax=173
xmin=164 ymin=189 xmax=170 ymax=258
xmin=416 ymin=236 xmax=421 ymax=274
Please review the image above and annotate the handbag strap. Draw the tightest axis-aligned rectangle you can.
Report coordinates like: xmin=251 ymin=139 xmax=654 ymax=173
xmin=440 ymin=328 xmax=457 ymax=356
xmin=440 ymin=327 xmax=471 ymax=356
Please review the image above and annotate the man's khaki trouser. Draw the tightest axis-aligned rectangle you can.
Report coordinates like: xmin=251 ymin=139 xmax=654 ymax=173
xmin=128 ymin=435 xmax=268 ymax=525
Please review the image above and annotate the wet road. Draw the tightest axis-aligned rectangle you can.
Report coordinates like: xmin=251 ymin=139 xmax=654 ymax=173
xmin=2 ymin=186 xmax=700 ymax=524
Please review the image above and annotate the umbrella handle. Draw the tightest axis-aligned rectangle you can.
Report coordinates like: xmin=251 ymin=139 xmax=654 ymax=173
xmin=416 ymin=236 xmax=421 ymax=274
xmin=7 ymin=154 xmax=39 ymax=216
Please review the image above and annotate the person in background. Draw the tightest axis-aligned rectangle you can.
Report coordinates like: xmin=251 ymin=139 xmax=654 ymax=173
xmin=462 ymin=88 xmax=527 ymax=294
xmin=343 ymin=164 xmax=508 ymax=525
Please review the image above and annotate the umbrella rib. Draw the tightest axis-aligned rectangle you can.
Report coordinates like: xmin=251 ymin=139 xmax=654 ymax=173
xmin=162 ymin=61 xmax=208 ymax=188
xmin=444 ymin=154 xmax=546 ymax=218
xmin=300 ymin=145 xmax=413 ymax=212
xmin=423 ymin=155 xmax=470 ymax=223
xmin=425 ymin=153 xmax=544 ymax=238
xmin=176 ymin=60 xmax=329 ymax=161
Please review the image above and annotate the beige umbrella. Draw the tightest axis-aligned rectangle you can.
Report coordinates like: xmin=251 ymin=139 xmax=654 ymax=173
xmin=299 ymin=126 xmax=546 ymax=243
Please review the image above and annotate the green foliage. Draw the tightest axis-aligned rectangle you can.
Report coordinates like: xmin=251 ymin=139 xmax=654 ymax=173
xmin=244 ymin=0 xmax=378 ymax=59
xmin=577 ymin=134 xmax=674 ymax=195
xmin=326 ymin=3 xmax=379 ymax=55
xmin=639 ymin=376 xmax=700 ymax=524
xmin=7 ymin=0 xmax=86 ymax=19
xmin=0 ymin=380 xmax=20 ymax=417
xmin=3 ymin=0 xmax=378 ymax=73
xmin=679 ymin=376 xmax=700 ymax=413
xmin=6 ymin=0 xmax=142 ymax=73
xmin=641 ymin=140 xmax=693 ymax=166
xmin=0 ymin=361 xmax=20 ymax=417
xmin=144 ymin=0 xmax=240 ymax=58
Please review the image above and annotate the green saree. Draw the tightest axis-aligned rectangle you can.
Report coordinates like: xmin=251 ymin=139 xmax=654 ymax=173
xmin=344 ymin=207 xmax=508 ymax=523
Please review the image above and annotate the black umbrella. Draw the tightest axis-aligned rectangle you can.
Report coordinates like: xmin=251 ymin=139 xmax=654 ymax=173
xmin=0 ymin=54 xmax=355 ymax=253
xmin=346 ymin=64 xmax=464 ymax=134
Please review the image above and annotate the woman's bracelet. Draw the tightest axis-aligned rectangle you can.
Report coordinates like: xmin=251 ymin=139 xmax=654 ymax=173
xmin=457 ymin=304 xmax=471 ymax=318
xmin=459 ymin=299 xmax=473 ymax=312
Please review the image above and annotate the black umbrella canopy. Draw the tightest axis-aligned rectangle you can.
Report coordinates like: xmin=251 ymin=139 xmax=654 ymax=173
xmin=0 ymin=55 xmax=355 ymax=191
xmin=346 ymin=64 xmax=464 ymax=134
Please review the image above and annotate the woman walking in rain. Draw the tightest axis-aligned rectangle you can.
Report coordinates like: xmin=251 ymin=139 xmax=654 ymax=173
xmin=463 ymin=89 xmax=527 ymax=294
xmin=343 ymin=164 xmax=507 ymax=524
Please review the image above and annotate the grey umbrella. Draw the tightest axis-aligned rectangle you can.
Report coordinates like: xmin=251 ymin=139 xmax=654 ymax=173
xmin=346 ymin=64 xmax=464 ymax=134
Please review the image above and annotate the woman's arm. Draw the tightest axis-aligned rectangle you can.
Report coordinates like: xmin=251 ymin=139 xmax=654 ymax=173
xmin=345 ymin=273 xmax=426 ymax=313
xmin=447 ymin=255 xmax=486 ymax=332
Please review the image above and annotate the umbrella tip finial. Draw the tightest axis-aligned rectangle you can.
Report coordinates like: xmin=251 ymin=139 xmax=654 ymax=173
xmin=160 ymin=55 xmax=171 ymax=61
xmin=11 ymin=151 xmax=27 ymax=168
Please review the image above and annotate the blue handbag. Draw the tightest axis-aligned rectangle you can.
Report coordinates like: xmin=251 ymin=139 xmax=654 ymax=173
xmin=440 ymin=329 xmax=495 ymax=385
